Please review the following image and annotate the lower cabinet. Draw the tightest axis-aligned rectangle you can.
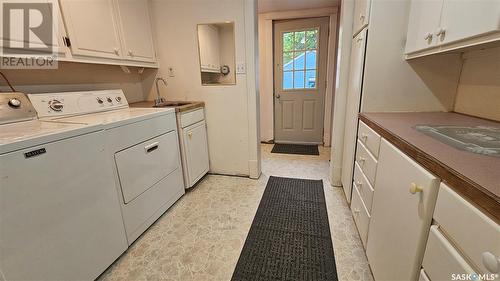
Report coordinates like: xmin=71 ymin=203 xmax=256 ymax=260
xmin=366 ymin=139 xmax=440 ymax=281
xmin=182 ymin=120 xmax=210 ymax=187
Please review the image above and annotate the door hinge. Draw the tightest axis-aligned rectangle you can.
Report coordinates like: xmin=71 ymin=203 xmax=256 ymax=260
xmin=63 ymin=36 xmax=71 ymax=47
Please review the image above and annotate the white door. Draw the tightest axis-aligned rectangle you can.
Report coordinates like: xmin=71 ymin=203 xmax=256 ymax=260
xmin=183 ymin=121 xmax=209 ymax=186
xmin=366 ymin=139 xmax=440 ymax=281
xmin=341 ymin=29 xmax=367 ymax=202
xmin=274 ymin=17 xmax=329 ymax=144
xmin=405 ymin=0 xmax=443 ymax=54
xmin=0 ymin=131 xmax=127 ymax=281
xmin=60 ymin=0 xmax=123 ymax=59
xmin=439 ymin=0 xmax=500 ymax=45
xmin=115 ymin=0 xmax=156 ymax=62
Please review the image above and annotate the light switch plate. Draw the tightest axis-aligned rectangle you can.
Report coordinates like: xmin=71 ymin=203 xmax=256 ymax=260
xmin=236 ymin=62 xmax=246 ymax=74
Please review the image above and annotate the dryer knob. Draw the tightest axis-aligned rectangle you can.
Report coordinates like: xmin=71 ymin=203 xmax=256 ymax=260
xmin=49 ymin=100 xmax=64 ymax=112
xmin=97 ymin=97 xmax=104 ymax=104
xmin=8 ymin=98 xmax=21 ymax=108
xmin=107 ymin=97 xmax=112 ymax=103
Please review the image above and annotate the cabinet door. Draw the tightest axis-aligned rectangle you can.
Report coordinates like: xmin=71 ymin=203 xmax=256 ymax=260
xmin=0 ymin=0 xmax=64 ymax=55
xmin=115 ymin=0 xmax=155 ymax=62
xmin=366 ymin=139 xmax=440 ymax=281
xmin=405 ymin=0 xmax=443 ymax=54
xmin=60 ymin=0 xmax=122 ymax=59
xmin=439 ymin=0 xmax=500 ymax=45
xmin=352 ymin=0 xmax=370 ymax=36
xmin=183 ymin=121 xmax=209 ymax=186
xmin=198 ymin=25 xmax=220 ymax=72
xmin=341 ymin=29 xmax=367 ymax=202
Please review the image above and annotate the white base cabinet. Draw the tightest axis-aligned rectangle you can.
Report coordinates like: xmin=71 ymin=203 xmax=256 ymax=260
xmin=177 ymin=108 xmax=210 ymax=188
xmin=366 ymin=139 xmax=440 ymax=281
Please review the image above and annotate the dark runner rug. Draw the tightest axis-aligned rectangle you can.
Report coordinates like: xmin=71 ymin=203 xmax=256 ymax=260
xmin=271 ymin=144 xmax=320 ymax=156
xmin=231 ymin=176 xmax=338 ymax=281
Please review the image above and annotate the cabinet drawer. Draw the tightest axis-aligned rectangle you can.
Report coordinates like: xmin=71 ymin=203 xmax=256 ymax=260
xmin=351 ymin=183 xmax=371 ymax=248
xmin=434 ymin=183 xmax=500 ymax=274
xmin=418 ymin=269 xmax=430 ymax=281
xmin=115 ymin=131 xmax=180 ymax=204
xmin=180 ymin=108 xmax=205 ymax=128
xmin=358 ymin=121 xmax=381 ymax=158
xmin=423 ymin=225 xmax=476 ymax=280
xmin=355 ymin=140 xmax=378 ymax=185
xmin=353 ymin=162 xmax=375 ymax=213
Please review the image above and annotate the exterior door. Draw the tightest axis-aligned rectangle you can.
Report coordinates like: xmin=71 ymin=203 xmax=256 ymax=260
xmin=274 ymin=17 xmax=329 ymax=144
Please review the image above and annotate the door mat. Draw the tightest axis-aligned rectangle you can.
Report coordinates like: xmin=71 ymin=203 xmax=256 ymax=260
xmin=271 ymin=144 xmax=320 ymax=156
xmin=231 ymin=176 xmax=337 ymax=281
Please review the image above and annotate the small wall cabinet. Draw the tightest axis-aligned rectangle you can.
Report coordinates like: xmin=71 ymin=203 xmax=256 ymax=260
xmin=58 ymin=0 xmax=157 ymax=66
xmin=405 ymin=0 xmax=500 ymax=57
xmin=197 ymin=24 xmax=221 ymax=73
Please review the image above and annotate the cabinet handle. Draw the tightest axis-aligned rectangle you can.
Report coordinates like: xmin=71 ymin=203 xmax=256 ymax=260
xmin=144 ymin=142 xmax=159 ymax=153
xmin=114 ymin=48 xmax=120 ymax=55
xmin=353 ymin=208 xmax=360 ymax=214
xmin=356 ymin=181 xmax=363 ymax=188
xmin=482 ymin=252 xmax=500 ymax=273
xmin=409 ymin=183 xmax=423 ymax=194
xmin=356 ymin=36 xmax=363 ymax=43
xmin=128 ymin=50 xmax=133 ymax=56
xmin=358 ymin=157 xmax=366 ymax=163
xmin=188 ymin=132 xmax=193 ymax=139
xmin=359 ymin=13 xmax=365 ymax=22
xmin=361 ymin=133 xmax=368 ymax=141
xmin=424 ymin=32 xmax=433 ymax=41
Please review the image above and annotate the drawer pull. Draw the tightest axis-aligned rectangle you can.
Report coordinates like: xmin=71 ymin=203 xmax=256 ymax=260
xmin=145 ymin=142 xmax=159 ymax=153
xmin=361 ymin=133 xmax=368 ymax=141
xmin=353 ymin=208 xmax=360 ymax=214
xmin=188 ymin=132 xmax=193 ymax=139
xmin=409 ymin=183 xmax=423 ymax=194
xmin=358 ymin=157 xmax=366 ymax=163
xmin=482 ymin=252 xmax=500 ymax=273
xmin=356 ymin=181 xmax=363 ymax=188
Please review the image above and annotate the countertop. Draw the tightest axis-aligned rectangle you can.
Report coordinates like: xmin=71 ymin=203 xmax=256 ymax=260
xmin=130 ymin=101 xmax=205 ymax=113
xmin=360 ymin=112 xmax=500 ymax=223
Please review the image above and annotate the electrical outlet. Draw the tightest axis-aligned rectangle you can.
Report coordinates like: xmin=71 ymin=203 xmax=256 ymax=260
xmin=168 ymin=66 xmax=175 ymax=77
xmin=236 ymin=62 xmax=246 ymax=74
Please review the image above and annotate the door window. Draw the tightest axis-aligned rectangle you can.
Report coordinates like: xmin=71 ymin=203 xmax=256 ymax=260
xmin=282 ymin=29 xmax=318 ymax=90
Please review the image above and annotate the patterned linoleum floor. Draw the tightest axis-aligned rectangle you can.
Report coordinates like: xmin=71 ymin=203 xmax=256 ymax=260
xmin=99 ymin=144 xmax=373 ymax=281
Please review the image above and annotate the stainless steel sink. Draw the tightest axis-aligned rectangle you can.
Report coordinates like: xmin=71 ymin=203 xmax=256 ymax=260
xmin=153 ymin=101 xmax=192 ymax=108
xmin=414 ymin=125 xmax=500 ymax=157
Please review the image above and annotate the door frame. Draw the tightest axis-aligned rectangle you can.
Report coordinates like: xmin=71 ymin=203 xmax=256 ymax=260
xmin=258 ymin=8 xmax=338 ymax=145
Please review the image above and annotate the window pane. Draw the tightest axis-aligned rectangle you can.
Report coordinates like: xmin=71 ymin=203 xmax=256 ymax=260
xmin=283 ymin=52 xmax=293 ymax=71
xmin=306 ymin=30 xmax=318 ymax=49
xmin=305 ymin=50 xmax=317 ymax=70
xmin=294 ymin=31 xmax=305 ymax=50
xmin=305 ymin=70 xmax=316 ymax=89
xmin=294 ymin=71 xmax=305 ymax=88
xmin=293 ymin=51 xmax=305 ymax=70
xmin=283 ymin=71 xmax=293 ymax=89
xmin=283 ymin=32 xmax=294 ymax=52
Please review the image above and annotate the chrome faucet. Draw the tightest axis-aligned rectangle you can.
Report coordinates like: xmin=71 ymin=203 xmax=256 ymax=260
xmin=154 ymin=77 xmax=168 ymax=107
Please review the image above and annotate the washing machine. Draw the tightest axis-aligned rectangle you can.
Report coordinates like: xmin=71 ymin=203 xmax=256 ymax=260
xmin=29 ymin=90 xmax=185 ymax=244
xmin=0 ymin=92 xmax=128 ymax=281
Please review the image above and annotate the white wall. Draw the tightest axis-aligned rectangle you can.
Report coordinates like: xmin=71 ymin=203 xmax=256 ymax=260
xmin=454 ymin=46 xmax=500 ymax=122
xmin=0 ymin=62 xmax=146 ymax=102
xmin=258 ymin=7 xmax=338 ymax=144
xmin=148 ymin=0 xmax=259 ymax=177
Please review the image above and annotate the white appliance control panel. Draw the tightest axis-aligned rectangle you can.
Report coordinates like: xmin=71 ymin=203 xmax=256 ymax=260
xmin=28 ymin=90 xmax=128 ymax=118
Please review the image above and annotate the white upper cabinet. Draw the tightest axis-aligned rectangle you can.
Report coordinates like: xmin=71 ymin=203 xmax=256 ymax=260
xmin=60 ymin=0 xmax=123 ymax=59
xmin=439 ymin=0 xmax=500 ymax=45
xmin=115 ymin=0 xmax=156 ymax=62
xmin=197 ymin=25 xmax=221 ymax=73
xmin=352 ymin=0 xmax=371 ymax=36
xmin=404 ymin=0 xmax=443 ymax=54
xmin=405 ymin=0 xmax=500 ymax=56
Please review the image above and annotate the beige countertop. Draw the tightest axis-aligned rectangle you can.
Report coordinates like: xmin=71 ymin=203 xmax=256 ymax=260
xmin=130 ymin=101 xmax=205 ymax=113
xmin=360 ymin=112 xmax=500 ymax=223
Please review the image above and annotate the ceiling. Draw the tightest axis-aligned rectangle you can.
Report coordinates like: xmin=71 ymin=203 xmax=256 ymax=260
xmin=258 ymin=0 xmax=339 ymax=13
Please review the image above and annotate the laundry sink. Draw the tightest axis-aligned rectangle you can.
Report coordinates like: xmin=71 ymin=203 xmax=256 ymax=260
xmin=153 ymin=101 xmax=192 ymax=108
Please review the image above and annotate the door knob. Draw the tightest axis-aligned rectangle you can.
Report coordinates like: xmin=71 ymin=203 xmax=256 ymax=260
xmin=409 ymin=183 xmax=423 ymax=194
xmin=276 ymin=94 xmax=281 ymax=99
